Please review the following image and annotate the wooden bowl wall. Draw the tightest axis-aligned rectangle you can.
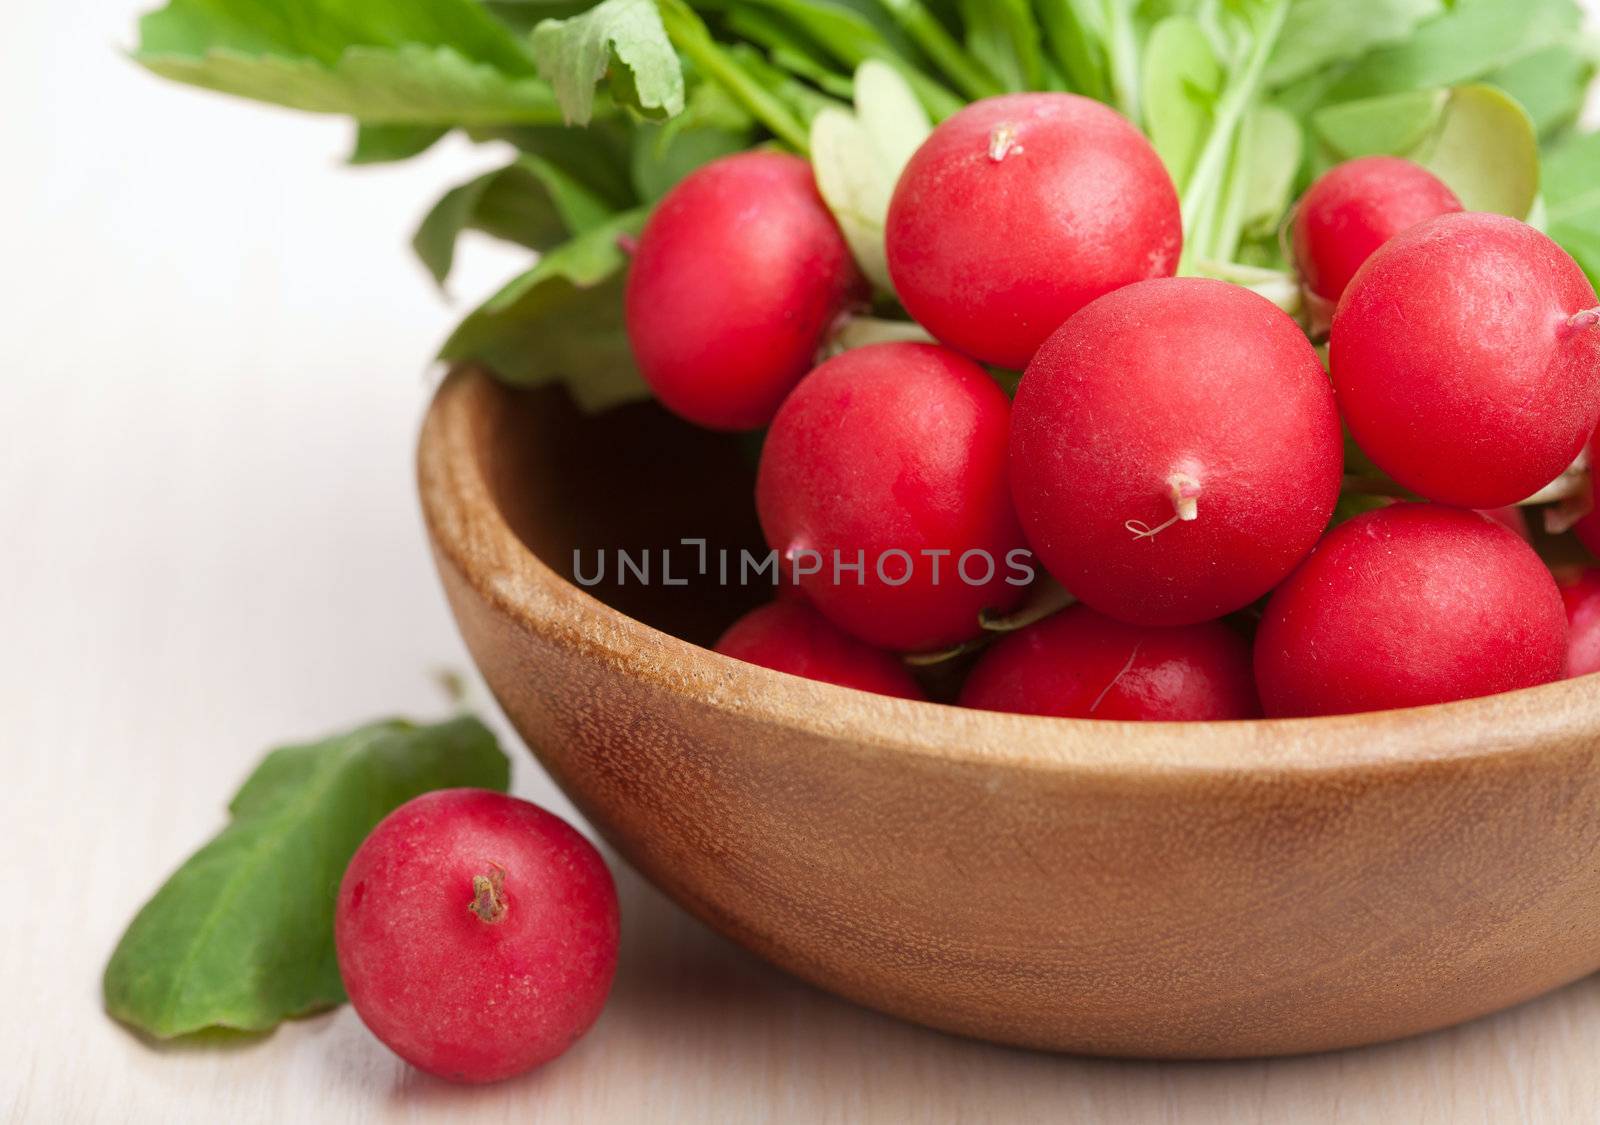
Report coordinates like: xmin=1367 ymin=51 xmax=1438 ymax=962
xmin=419 ymin=369 xmax=1600 ymax=1058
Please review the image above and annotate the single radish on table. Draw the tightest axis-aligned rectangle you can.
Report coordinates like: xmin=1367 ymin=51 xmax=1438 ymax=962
xmin=886 ymin=92 xmax=1181 ymax=370
xmin=336 ymin=790 xmax=619 ymax=1084
xmin=1009 ymin=277 xmax=1342 ymax=627
xmin=716 ymin=601 xmax=925 ymax=700
xmin=756 ymin=342 xmax=1029 ymax=652
xmin=958 ymin=604 xmax=1260 ymax=720
xmin=1292 ymin=155 xmax=1461 ymax=307
xmin=1330 ymin=211 xmax=1600 ymax=509
xmin=1255 ymin=505 xmax=1568 ymax=717
xmin=625 ymin=151 xmax=866 ymax=431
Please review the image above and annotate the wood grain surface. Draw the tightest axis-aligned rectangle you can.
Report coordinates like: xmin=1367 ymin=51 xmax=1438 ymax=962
xmin=6 ymin=1 xmax=1600 ymax=1120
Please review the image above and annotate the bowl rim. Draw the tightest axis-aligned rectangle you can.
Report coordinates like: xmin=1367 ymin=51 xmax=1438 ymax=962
xmin=419 ymin=368 xmax=1600 ymax=781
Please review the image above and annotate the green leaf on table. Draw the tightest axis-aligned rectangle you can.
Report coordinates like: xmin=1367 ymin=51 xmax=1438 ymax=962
xmin=1265 ymin=0 xmax=1442 ymax=89
xmin=1143 ymin=15 xmax=1223 ymax=189
xmin=1544 ymin=130 xmax=1600 ymax=287
xmin=415 ymin=155 xmax=616 ymax=286
xmin=531 ymin=0 xmax=686 ymax=125
xmin=347 ymin=123 xmax=449 ymax=165
xmin=809 ymin=60 xmax=931 ymax=291
xmin=134 ymin=0 xmax=572 ymax=123
xmin=439 ymin=210 xmax=651 ymax=411
xmin=103 ymin=717 xmax=508 ymax=1039
xmin=1314 ymin=84 xmax=1539 ymax=218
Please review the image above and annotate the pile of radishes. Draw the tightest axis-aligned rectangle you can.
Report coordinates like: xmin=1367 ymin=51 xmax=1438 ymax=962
xmin=625 ymin=92 xmax=1600 ymax=721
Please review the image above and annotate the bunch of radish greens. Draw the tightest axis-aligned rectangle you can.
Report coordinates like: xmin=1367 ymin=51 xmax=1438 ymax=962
xmin=137 ymin=0 xmax=1600 ymax=718
xmin=135 ymin=0 xmax=1598 ymax=405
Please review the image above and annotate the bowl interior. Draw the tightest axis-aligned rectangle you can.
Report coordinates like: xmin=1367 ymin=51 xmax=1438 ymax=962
xmin=486 ymin=385 xmax=771 ymax=649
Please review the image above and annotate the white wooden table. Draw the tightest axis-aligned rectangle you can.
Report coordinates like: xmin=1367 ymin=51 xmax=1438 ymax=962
xmin=5 ymin=2 xmax=1600 ymax=1120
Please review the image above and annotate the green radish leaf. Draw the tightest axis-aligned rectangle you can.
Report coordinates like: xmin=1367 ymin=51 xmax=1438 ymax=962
xmin=1313 ymin=88 xmax=1448 ymax=159
xmin=134 ymin=0 xmax=571 ymax=123
xmin=1315 ymin=85 xmax=1540 ymax=218
xmin=959 ymin=0 xmax=1044 ymax=92
xmin=809 ymin=61 xmax=931 ymax=292
xmin=531 ymin=0 xmax=686 ymax=125
xmin=414 ymin=156 xmax=616 ymax=287
xmin=102 ymin=717 xmax=509 ymax=1039
xmin=1543 ymin=131 xmax=1600 ymax=288
xmin=1265 ymin=0 xmax=1442 ymax=88
xmin=1313 ymin=0 xmax=1584 ymax=105
xmin=138 ymin=0 xmax=541 ymax=75
xmin=485 ymin=1 xmax=599 ymax=35
xmin=474 ymin=123 xmax=641 ymax=209
xmin=724 ymin=0 xmax=963 ymax=119
xmin=629 ymin=80 xmax=755 ymax=201
xmin=724 ymin=7 xmax=858 ymax=98
xmin=1142 ymin=15 xmax=1224 ymax=189
xmin=630 ymin=124 xmax=752 ymax=201
xmin=139 ymin=45 xmax=568 ymax=124
xmin=1487 ymin=42 xmax=1599 ymax=137
xmin=347 ymin=123 xmax=449 ymax=165
xmin=1034 ymin=0 xmax=1109 ymax=101
xmin=811 ymin=107 xmax=895 ymax=288
xmin=1415 ymin=84 xmax=1540 ymax=218
xmin=853 ymin=58 xmax=932 ymax=177
xmin=439 ymin=210 xmax=651 ymax=411
xmin=1239 ymin=104 xmax=1302 ymax=238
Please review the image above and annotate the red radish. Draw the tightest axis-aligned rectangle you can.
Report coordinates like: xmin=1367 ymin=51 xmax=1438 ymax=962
xmin=756 ymin=342 xmax=1029 ymax=651
xmin=625 ymin=151 xmax=866 ymax=430
xmin=1329 ymin=211 xmax=1600 ymax=508
xmin=1010 ymin=277 xmax=1342 ymax=627
xmin=336 ymin=790 xmax=619 ymax=1084
xmin=715 ymin=601 xmax=925 ymax=699
xmin=1559 ymin=568 xmax=1600 ymax=678
xmin=885 ymin=92 xmax=1181 ymax=370
xmin=1255 ymin=504 xmax=1568 ymax=717
xmin=1292 ymin=155 xmax=1461 ymax=304
xmin=958 ymin=604 xmax=1260 ymax=720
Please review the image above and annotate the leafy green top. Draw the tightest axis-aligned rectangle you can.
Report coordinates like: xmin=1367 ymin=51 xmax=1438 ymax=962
xmin=131 ymin=0 xmax=1600 ymax=404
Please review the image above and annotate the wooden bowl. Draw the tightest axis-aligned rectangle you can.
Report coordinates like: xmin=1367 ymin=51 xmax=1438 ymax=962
xmin=418 ymin=368 xmax=1600 ymax=1058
